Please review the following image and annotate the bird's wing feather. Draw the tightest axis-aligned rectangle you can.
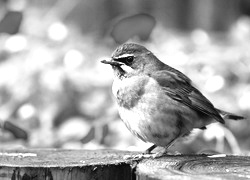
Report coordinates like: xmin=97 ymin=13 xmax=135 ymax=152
xmin=216 ymin=108 xmax=244 ymax=120
xmin=151 ymin=70 xmax=225 ymax=124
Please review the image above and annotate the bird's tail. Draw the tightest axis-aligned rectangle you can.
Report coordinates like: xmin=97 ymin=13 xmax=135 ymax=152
xmin=216 ymin=108 xmax=244 ymax=120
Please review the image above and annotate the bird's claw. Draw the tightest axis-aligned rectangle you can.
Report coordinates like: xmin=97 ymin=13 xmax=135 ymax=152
xmin=123 ymin=153 xmax=157 ymax=160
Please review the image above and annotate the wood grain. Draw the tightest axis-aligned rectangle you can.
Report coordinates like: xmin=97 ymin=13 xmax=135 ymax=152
xmin=0 ymin=149 xmax=138 ymax=180
xmin=1 ymin=149 xmax=250 ymax=180
xmin=136 ymin=154 xmax=250 ymax=180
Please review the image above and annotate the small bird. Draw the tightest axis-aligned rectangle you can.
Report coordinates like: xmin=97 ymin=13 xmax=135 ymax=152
xmin=101 ymin=43 xmax=244 ymax=156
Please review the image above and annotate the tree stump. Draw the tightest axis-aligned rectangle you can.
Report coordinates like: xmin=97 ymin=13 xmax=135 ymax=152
xmin=136 ymin=154 xmax=250 ymax=180
xmin=1 ymin=149 xmax=250 ymax=180
xmin=0 ymin=149 xmax=137 ymax=180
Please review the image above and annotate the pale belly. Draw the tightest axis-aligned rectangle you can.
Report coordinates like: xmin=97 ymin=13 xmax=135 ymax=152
xmin=112 ymin=75 xmax=204 ymax=147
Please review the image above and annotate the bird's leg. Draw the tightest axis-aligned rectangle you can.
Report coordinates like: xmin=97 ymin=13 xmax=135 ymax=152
xmin=150 ymin=138 xmax=181 ymax=158
xmin=123 ymin=142 xmax=179 ymax=160
xmin=145 ymin=144 xmax=157 ymax=154
xmin=123 ymin=145 xmax=158 ymax=160
xmin=151 ymin=147 xmax=170 ymax=158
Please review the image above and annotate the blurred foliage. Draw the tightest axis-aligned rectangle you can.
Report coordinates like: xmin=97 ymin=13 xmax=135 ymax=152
xmin=0 ymin=0 xmax=249 ymax=155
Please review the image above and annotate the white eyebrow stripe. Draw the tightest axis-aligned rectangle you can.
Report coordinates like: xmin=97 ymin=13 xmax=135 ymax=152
xmin=115 ymin=53 xmax=134 ymax=59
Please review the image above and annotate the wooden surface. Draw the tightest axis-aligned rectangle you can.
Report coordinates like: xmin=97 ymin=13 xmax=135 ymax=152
xmin=136 ymin=154 xmax=250 ymax=180
xmin=0 ymin=149 xmax=138 ymax=180
xmin=1 ymin=149 xmax=250 ymax=180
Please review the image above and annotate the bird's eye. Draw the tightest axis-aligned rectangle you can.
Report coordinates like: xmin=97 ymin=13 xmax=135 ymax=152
xmin=114 ymin=54 xmax=134 ymax=65
xmin=125 ymin=56 xmax=134 ymax=64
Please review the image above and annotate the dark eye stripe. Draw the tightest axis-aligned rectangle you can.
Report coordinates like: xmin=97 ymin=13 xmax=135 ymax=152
xmin=114 ymin=55 xmax=134 ymax=65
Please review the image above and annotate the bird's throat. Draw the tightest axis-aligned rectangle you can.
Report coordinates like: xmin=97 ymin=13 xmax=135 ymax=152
xmin=112 ymin=64 xmax=135 ymax=80
xmin=112 ymin=65 xmax=126 ymax=79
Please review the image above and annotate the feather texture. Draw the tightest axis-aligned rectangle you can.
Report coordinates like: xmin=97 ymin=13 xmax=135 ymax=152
xmin=150 ymin=70 xmax=225 ymax=124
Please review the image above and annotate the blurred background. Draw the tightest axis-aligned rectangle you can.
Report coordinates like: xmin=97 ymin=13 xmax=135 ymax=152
xmin=0 ymin=0 xmax=249 ymax=155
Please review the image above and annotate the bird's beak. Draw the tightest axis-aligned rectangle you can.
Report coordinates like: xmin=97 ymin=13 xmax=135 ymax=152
xmin=101 ymin=59 xmax=123 ymax=66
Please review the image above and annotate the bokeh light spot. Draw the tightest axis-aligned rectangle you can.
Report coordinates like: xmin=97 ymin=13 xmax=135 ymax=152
xmin=64 ymin=49 xmax=84 ymax=70
xmin=205 ymin=75 xmax=225 ymax=92
xmin=18 ymin=103 xmax=36 ymax=120
xmin=238 ymin=90 xmax=250 ymax=110
xmin=47 ymin=22 xmax=68 ymax=41
xmin=4 ymin=35 xmax=27 ymax=52
xmin=191 ymin=29 xmax=210 ymax=45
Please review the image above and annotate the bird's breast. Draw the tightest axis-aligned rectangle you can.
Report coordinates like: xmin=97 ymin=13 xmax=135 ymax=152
xmin=112 ymin=75 xmax=149 ymax=109
xmin=112 ymin=75 xmax=186 ymax=145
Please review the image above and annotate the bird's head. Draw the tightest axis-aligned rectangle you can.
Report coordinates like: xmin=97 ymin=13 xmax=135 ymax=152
xmin=101 ymin=43 xmax=163 ymax=78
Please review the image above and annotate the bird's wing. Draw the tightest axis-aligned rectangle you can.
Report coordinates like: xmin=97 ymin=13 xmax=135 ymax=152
xmin=150 ymin=70 xmax=225 ymax=124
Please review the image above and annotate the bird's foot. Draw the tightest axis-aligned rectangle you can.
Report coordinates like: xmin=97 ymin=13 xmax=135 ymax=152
xmin=123 ymin=150 xmax=177 ymax=160
xmin=123 ymin=153 xmax=155 ymax=160
xmin=123 ymin=145 xmax=180 ymax=160
xmin=123 ymin=151 xmax=178 ymax=160
xmin=148 ymin=146 xmax=181 ymax=158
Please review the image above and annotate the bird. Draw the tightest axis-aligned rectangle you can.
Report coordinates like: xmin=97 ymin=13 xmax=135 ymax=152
xmin=101 ymin=43 xmax=244 ymax=156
